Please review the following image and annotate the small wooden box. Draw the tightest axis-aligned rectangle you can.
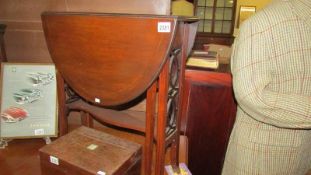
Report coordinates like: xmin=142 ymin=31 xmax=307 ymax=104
xmin=39 ymin=126 xmax=142 ymax=175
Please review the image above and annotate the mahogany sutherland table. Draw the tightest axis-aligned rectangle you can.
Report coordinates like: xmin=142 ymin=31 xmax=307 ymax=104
xmin=42 ymin=12 xmax=198 ymax=175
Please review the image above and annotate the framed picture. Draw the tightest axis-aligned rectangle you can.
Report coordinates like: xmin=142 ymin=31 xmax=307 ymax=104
xmin=237 ymin=6 xmax=256 ymax=28
xmin=0 ymin=63 xmax=57 ymax=139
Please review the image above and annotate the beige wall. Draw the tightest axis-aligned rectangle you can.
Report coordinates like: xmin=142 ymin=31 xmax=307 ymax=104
xmin=0 ymin=0 xmax=171 ymax=63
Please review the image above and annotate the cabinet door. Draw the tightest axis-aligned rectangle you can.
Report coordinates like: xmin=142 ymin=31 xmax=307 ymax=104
xmin=181 ymin=70 xmax=237 ymax=175
xmin=196 ymin=0 xmax=215 ymax=32
xmin=195 ymin=0 xmax=236 ymax=35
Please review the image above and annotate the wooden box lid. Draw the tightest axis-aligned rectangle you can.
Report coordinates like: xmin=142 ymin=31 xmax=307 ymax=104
xmin=39 ymin=126 xmax=142 ymax=175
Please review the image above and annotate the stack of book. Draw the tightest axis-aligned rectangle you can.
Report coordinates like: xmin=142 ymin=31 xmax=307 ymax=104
xmin=186 ymin=50 xmax=219 ymax=69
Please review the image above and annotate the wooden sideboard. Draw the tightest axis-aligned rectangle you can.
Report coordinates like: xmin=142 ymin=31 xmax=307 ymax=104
xmin=181 ymin=69 xmax=237 ymax=175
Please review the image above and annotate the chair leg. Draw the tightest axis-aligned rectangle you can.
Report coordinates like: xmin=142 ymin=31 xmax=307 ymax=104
xmin=170 ymin=100 xmax=184 ymax=172
xmin=178 ymin=135 xmax=188 ymax=165
xmin=80 ymin=111 xmax=94 ymax=128
xmin=143 ymin=81 xmax=157 ymax=175
xmin=155 ymin=61 xmax=169 ymax=175
xmin=170 ymin=133 xmax=180 ymax=172
xmin=56 ymin=72 xmax=68 ymax=136
xmin=170 ymin=36 xmax=188 ymax=172
xmin=58 ymin=112 xmax=68 ymax=136
xmin=155 ymin=99 xmax=168 ymax=174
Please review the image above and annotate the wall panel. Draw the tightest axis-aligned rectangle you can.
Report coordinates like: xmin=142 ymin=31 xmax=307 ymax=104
xmin=0 ymin=0 xmax=171 ymax=62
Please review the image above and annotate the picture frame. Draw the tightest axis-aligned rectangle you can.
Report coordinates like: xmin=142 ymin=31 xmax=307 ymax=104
xmin=0 ymin=63 xmax=57 ymax=139
xmin=237 ymin=5 xmax=256 ymax=28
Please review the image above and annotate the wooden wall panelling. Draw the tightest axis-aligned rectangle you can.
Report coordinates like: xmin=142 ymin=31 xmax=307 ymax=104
xmin=0 ymin=0 xmax=171 ymax=62
xmin=0 ymin=24 xmax=7 ymax=62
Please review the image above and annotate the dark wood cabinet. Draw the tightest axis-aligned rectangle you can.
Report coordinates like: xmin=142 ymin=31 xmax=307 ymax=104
xmin=181 ymin=70 xmax=236 ymax=175
xmin=193 ymin=0 xmax=237 ymax=49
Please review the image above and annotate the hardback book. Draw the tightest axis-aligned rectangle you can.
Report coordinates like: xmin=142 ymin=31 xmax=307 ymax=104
xmin=186 ymin=50 xmax=219 ymax=69
xmin=191 ymin=50 xmax=218 ymax=58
